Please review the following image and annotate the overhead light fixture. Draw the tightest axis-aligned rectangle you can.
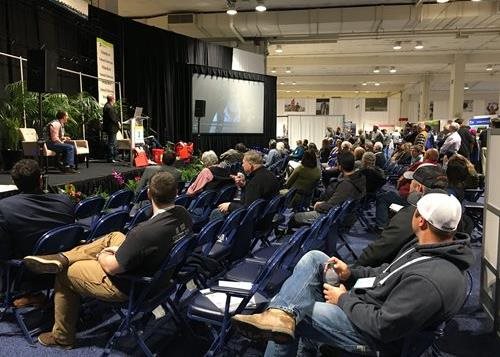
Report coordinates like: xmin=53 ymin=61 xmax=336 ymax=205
xmin=275 ymin=44 xmax=283 ymax=53
xmin=486 ymin=64 xmax=493 ymax=71
xmin=373 ymin=66 xmax=380 ymax=73
xmin=464 ymin=83 xmax=469 ymax=90
xmin=271 ymin=67 xmax=277 ymax=73
xmin=226 ymin=0 xmax=237 ymax=15
xmin=471 ymin=0 xmax=481 ymax=2
xmin=292 ymin=81 xmax=296 ymax=85
xmin=255 ymin=0 xmax=266 ymax=12
xmin=374 ymin=82 xmax=380 ymax=86
xmin=414 ymin=41 xmax=424 ymax=50
xmin=389 ymin=66 xmax=397 ymax=73
xmin=436 ymin=0 xmax=449 ymax=3
xmin=355 ymin=90 xmax=360 ymax=94
xmin=279 ymin=81 xmax=284 ymax=85
xmin=286 ymin=90 xmax=291 ymax=93
xmin=296 ymin=90 xmax=300 ymax=93
xmin=393 ymin=41 xmax=402 ymax=50
xmin=285 ymin=67 xmax=291 ymax=74
xmin=362 ymin=82 xmax=367 ymax=86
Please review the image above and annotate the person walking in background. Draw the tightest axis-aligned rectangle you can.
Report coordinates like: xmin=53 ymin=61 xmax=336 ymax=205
xmin=103 ymin=95 xmax=120 ymax=163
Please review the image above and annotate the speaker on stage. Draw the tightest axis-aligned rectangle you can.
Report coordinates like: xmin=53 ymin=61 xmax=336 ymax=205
xmin=194 ymin=99 xmax=206 ymax=117
xmin=27 ymin=49 xmax=58 ymax=93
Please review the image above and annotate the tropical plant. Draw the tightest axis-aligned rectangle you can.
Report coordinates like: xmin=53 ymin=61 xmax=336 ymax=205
xmin=180 ymin=158 xmax=204 ymax=182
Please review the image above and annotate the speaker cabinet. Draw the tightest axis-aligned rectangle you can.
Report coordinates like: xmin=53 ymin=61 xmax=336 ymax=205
xmin=27 ymin=49 xmax=58 ymax=93
xmin=194 ymin=99 xmax=206 ymax=117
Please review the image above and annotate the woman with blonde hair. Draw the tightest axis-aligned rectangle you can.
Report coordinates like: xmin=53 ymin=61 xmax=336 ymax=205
xmin=187 ymin=150 xmax=231 ymax=196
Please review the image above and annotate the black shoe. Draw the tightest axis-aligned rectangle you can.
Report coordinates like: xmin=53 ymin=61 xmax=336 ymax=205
xmin=64 ymin=167 xmax=78 ymax=174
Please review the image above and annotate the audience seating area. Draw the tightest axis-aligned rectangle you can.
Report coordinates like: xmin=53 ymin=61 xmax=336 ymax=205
xmin=0 ymin=139 xmax=495 ymax=357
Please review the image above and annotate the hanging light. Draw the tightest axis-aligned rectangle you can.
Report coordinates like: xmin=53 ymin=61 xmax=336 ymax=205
xmin=373 ymin=66 xmax=380 ymax=73
xmin=285 ymin=67 xmax=292 ymax=74
xmin=486 ymin=64 xmax=493 ymax=71
xmin=464 ymin=83 xmax=469 ymax=90
xmin=393 ymin=41 xmax=402 ymax=50
xmin=255 ymin=0 xmax=267 ymax=12
xmin=436 ymin=0 xmax=449 ymax=3
xmin=271 ymin=67 xmax=277 ymax=73
xmin=275 ymin=44 xmax=283 ymax=53
xmin=226 ymin=0 xmax=237 ymax=15
xmin=414 ymin=41 xmax=424 ymax=50
xmin=374 ymin=82 xmax=380 ymax=86
xmin=389 ymin=66 xmax=397 ymax=73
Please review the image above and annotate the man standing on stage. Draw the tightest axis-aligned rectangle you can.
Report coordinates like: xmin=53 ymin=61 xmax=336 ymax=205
xmin=102 ymin=95 xmax=120 ymax=163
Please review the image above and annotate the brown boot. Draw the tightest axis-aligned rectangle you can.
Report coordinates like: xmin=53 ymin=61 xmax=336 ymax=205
xmin=23 ymin=253 xmax=69 ymax=274
xmin=38 ymin=332 xmax=73 ymax=349
xmin=13 ymin=292 xmax=48 ymax=308
xmin=232 ymin=308 xmax=295 ymax=344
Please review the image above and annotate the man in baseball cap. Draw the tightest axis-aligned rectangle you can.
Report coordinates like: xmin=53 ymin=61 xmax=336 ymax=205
xmin=358 ymin=164 xmax=449 ymax=267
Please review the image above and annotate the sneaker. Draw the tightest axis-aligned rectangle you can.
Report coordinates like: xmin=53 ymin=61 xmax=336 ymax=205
xmin=38 ymin=332 xmax=73 ymax=349
xmin=23 ymin=253 xmax=69 ymax=274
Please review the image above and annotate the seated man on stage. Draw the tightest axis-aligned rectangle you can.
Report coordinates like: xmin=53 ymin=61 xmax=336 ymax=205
xmin=232 ymin=193 xmax=472 ymax=357
xmin=22 ymin=172 xmax=192 ymax=349
xmin=46 ymin=110 xmax=78 ymax=174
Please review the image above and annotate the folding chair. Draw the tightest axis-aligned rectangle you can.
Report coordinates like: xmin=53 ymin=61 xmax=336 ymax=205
xmin=85 ymin=210 xmax=130 ymax=242
xmin=0 ymin=224 xmax=84 ymax=344
xmin=175 ymin=193 xmax=192 ymax=208
xmin=130 ymin=186 xmax=149 ymax=208
xmin=188 ymin=190 xmax=218 ymax=232
xmin=254 ymin=195 xmax=286 ymax=247
xmin=187 ymin=226 xmax=308 ymax=356
xmin=125 ymin=203 xmax=153 ymax=232
xmin=213 ymin=185 xmax=237 ymax=207
xmin=206 ymin=208 xmax=248 ymax=261
xmin=74 ymin=195 xmax=106 ymax=230
xmin=102 ymin=189 xmax=134 ymax=213
xmin=102 ymin=234 xmax=193 ymax=357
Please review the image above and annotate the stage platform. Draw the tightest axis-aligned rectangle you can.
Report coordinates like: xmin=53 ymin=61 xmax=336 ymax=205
xmin=0 ymin=161 xmax=145 ymax=199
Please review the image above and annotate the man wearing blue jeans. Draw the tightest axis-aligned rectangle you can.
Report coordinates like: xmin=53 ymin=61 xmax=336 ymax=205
xmin=232 ymin=193 xmax=473 ymax=356
xmin=46 ymin=111 xmax=77 ymax=174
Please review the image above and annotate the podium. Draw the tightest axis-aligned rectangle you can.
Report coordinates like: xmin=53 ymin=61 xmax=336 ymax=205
xmin=123 ymin=116 xmax=147 ymax=166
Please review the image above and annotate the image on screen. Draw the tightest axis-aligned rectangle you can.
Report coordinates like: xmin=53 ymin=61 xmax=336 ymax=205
xmin=192 ymin=74 xmax=264 ymax=134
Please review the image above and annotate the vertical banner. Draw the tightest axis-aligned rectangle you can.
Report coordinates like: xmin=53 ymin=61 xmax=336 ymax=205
xmin=96 ymin=37 xmax=115 ymax=106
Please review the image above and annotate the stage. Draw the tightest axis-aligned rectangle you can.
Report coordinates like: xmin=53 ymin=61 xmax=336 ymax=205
xmin=0 ymin=161 xmax=145 ymax=199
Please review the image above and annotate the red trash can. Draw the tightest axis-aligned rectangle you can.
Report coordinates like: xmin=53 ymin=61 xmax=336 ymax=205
xmin=152 ymin=148 xmax=164 ymax=164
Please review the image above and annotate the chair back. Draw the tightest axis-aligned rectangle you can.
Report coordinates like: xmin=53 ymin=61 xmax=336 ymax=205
xmin=282 ymin=188 xmax=298 ymax=210
xmin=228 ymin=199 xmax=267 ymax=261
xmin=86 ymin=210 xmax=130 ymax=242
xmin=175 ymin=193 xmax=192 ymax=207
xmin=196 ymin=219 xmax=224 ymax=255
xmin=213 ymin=185 xmax=237 ymax=207
xmin=132 ymin=186 xmax=149 ymax=205
xmin=126 ymin=204 xmax=152 ymax=232
xmin=33 ymin=224 xmax=85 ymax=255
xmin=189 ymin=190 xmax=218 ymax=216
xmin=326 ymin=200 xmax=355 ymax=256
xmin=256 ymin=195 xmax=285 ymax=235
xmin=19 ymin=128 xmax=38 ymax=142
xmin=75 ymin=195 xmax=105 ymax=227
xmin=103 ymin=189 xmax=134 ymax=212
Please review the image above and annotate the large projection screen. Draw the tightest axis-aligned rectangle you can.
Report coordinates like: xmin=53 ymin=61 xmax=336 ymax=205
xmin=192 ymin=74 xmax=264 ymax=134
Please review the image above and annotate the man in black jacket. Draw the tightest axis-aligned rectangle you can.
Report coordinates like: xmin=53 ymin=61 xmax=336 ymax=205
xmin=356 ymin=164 xmax=448 ymax=267
xmin=232 ymin=193 xmax=473 ymax=356
xmin=215 ymin=150 xmax=280 ymax=217
xmin=455 ymin=118 xmax=474 ymax=159
xmin=102 ymin=95 xmax=120 ymax=163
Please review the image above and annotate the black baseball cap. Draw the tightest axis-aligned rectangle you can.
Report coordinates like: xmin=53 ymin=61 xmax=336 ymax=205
xmin=403 ymin=164 xmax=448 ymax=189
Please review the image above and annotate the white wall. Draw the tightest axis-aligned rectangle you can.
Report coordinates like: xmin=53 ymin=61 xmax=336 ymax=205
xmin=232 ymin=48 xmax=266 ymax=74
xmin=277 ymin=94 xmax=401 ymax=132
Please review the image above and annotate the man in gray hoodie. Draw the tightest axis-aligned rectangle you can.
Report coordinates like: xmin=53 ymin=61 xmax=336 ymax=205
xmin=292 ymin=150 xmax=366 ymax=226
xmin=232 ymin=193 xmax=473 ymax=356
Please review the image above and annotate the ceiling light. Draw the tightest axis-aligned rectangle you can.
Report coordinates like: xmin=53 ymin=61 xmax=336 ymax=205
xmin=464 ymin=83 xmax=469 ymax=90
xmin=373 ymin=66 xmax=380 ymax=73
xmin=275 ymin=44 xmax=283 ymax=53
xmin=355 ymin=90 xmax=360 ymax=94
xmin=292 ymin=81 xmax=296 ymax=85
xmin=279 ymin=81 xmax=284 ymax=85
xmin=471 ymin=0 xmax=481 ymax=2
xmin=226 ymin=1 xmax=237 ymax=15
xmin=362 ymin=82 xmax=367 ymax=86
xmin=436 ymin=0 xmax=449 ymax=3
xmin=285 ymin=67 xmax=291 ymax=74
xmin=374 ymin=82 xmax=380 ymax=86
xmin=486 ymin=64 xmax=493 ymax=71
xmin=414 ymin=41 xmax=424 ymax=50
xmin=393 ymin=41 xmax=402 ymax=50
xmin=389 ymin=66 xmax=397 ymax=73
xmin=271 ymin=67 xmax=277 ymax=73
xmin=255 ymin=0 xmax=266 ymax=12
xmin=286 ymin=90 xmax=291 ymax=93
xmin=296 ymin=90 xmax=300 ymax=93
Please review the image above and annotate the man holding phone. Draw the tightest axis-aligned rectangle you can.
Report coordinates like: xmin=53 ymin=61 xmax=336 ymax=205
xmin=232 ymin=193 xmax=473 ymax=356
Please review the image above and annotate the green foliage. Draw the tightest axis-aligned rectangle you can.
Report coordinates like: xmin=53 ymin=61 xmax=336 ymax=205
xmin=180 ymin=158 xmax=204 ymax=182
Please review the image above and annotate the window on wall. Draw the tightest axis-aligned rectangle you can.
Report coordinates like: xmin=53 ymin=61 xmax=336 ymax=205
xmin=365 ymin=98 xmax=388 ymax=112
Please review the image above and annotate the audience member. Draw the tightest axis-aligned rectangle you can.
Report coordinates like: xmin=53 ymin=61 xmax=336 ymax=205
xmin=232 ymin=193 xmax=472 ymax=357
xmin=0 ymin=159 xmax=74 ymax=260
xmin=187 ymin=151 xmax=231 ymax=196
xmin=359 ymin=152 xmax=386 ymax=195
xmin=289 ymin=140 xmax=305 ymax=161
xmin=293 ymin=151 xmax=365 ymax=226
xmin=46 ymin=110 xmax=77 ymax=173
xmin=445 ymin=154 xmax=479 ymax=201
xmin=414 ymin=123 xmax=428 ymax=147
xmin=283 ymin=150 xmax=321 ymax=208
xmin=319 ymin=139 xmax=332 ymax=164
xmin=371 ymin=125 xmax=384 ymax=143
xmin=136 ymin=151 xmax=181 ymax=193
xmin=353 ymin=147 xmax=365 ymax=170
xmin=410 ymin=144 xmax=424 ymax=164
xmin=440 ymin=122 xmax=461 ymax=156
xmin=373 ymin=141 xmax=386 ymax=169
xmin=23 ymin=172 xmax=192 ymax=349
xmin=220 ymin=143 xmax=247 ymax=164
xmin=390 ymin=142 xmax=411 ymax=165
xmin=215 ymin=150 xmax=280 ymax=216
xmin=265 ymin=140 xmax=285 ymax=168
xmin=455 ymin=119 xmax=474 ymax=160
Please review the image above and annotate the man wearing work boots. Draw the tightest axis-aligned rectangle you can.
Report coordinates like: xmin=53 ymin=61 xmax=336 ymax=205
xmin=232 ymin=193 xmax=473 ymax=356
xmin=23 ymin=172 xmax=192 ymax=349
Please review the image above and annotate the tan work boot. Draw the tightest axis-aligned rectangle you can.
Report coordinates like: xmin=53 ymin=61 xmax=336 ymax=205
xmin=38 ymin=332 xmax=73 ymax=350
xmin=232 ymin=308 xmax=295 ymax=344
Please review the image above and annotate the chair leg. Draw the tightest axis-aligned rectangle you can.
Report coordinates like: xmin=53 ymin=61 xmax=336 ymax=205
xmin=86 ymin=155 xmax=89 ymax=168
xmin=14 ymin=309 xmax=36 ymax=345
xmin=131 ymin=327 xmax=154 ymax=357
